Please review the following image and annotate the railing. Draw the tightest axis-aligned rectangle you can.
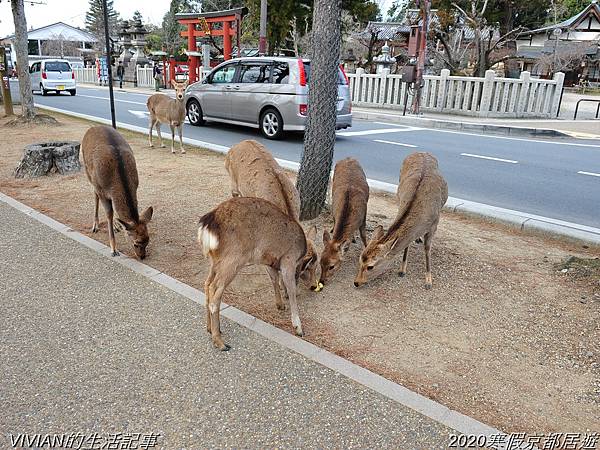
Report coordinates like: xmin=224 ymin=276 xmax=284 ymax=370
xmin=347 ymin=68 xmax=565 ymax=118
xmin=573 ymin=99 xmax=600 ymax=120
xmin=73 ymin=67 xmax=97 ymax=84
xmin=136 ymin=67 xmax=154 ymax=88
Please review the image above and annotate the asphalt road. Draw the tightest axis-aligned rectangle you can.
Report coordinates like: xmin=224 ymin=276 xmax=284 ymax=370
xmin=0 ymin=201 xmax=454 ymax=448
xmin=32 ymin=84 xmax=600 ymax=228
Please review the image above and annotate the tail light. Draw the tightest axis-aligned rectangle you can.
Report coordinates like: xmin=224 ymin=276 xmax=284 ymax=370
xmin=41 ymin=71 xmax=47 ymax=79
xmin=299 ymin=104 xmax=308 ymax=116
xmin=71 ymin=72 xmax=75 ymax=79
xmin=339 ymin=64 xmax=349 ymax=85
xmin=298 ymin=59 xmax=307 ymax=87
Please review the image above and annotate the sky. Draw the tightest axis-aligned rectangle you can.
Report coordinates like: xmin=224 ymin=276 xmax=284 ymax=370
xmin=0 ymin=0 xmax=396 ymax=38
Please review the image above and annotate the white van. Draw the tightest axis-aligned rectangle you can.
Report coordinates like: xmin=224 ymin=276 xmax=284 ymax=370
xmin=30 ymin=59 xmax=76 ymax=96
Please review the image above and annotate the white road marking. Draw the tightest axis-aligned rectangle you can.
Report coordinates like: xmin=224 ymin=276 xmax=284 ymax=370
xmin=128 ymin=110 xmax=150 ymax=119
xmin=436 ymin=128 xmax=600 ymax=148
xmin=373 ymin=121 xmax=415 ymax=128
xmin=374 ymin=139 xmax=418 ymax=148
xmin=78 ymin=94 xmax=147 ymax=105
xmin=460 ymin=153 xmax=518 ymax=164
xmin=338 ymin=127 xmax=423 ymax=137
xmin=578 ymin=171 xmax=600 ymax=177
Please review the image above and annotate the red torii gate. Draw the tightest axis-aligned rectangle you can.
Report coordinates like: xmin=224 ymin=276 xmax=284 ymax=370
xmin=175 ymin=8 xmax=247 ymax=83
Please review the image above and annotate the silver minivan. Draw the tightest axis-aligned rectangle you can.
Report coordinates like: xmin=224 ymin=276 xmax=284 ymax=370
xmin=185 ymin=57 xmax=352 ymax=139
xmin=30 ymin=59 xmax=77 ymax=96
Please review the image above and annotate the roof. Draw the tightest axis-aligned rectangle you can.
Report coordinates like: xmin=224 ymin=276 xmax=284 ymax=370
xmin=3 ymin=22 xmax=97 ymax=43
xmin=521 ymin=1 xmax=600 ymax=35
xmin=357 ymin=22 xmax=410 ymax=41
xmin=175 ymin=7 xmax=248 ymax=20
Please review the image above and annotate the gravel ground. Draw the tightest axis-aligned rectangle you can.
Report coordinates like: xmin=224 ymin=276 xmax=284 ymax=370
xmin=0 ymin=109 xmax=598 ymax=434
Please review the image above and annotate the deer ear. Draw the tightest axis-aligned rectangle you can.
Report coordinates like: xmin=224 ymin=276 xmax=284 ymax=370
xmin=306 ymin=225 xmax=317 ymax=241
xmin=183 ymin=80 xmax=189 ymax=88
xmin=116 ymin=218 xmax=134 ymax=231
xmin=323 ymin=229 xmax=331 ymax=244
xmin=141 ymin=206 xmax=154 ymax=224
xmin=372 ymin=225 xmax=384 ymax=241
xmin=171 ymin=79 xmax=177 ymax=88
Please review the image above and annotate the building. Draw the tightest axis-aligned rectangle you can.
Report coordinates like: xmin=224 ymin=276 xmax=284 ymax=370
xmin=516 ymin=0 xmax=600 ymax=84
xmin=1 ymin=22 xmax=97 ymax=69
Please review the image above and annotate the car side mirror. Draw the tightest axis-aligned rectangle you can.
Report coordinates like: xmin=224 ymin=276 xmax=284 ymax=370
xmin=203 ymin=77 xmax=211 ymax=84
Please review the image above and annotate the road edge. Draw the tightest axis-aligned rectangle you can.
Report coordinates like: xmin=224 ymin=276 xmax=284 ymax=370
xmin=36 ymin=104 xmax=600 ymax=245
xmin=0 ymin=191 xmax=516 ymax=449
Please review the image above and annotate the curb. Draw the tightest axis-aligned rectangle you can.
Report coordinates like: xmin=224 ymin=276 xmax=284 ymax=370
xmin=353 ymin=108 xmax=573 ymax=138
xmin=36 ymin=104 xmax=600 ymax=246
xmin=0 ymin=191 xmax=518 ymax=449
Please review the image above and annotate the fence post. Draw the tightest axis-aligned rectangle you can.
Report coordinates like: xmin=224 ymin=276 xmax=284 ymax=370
xmin=550 ymin=71 xmax=565 ymax=118
xmin=479 ymin=70 xmax=496 ymax=117
xmin=355 ymin=67 xmax=365 ymax=104
xmin=516 ymin=71 xmax=531 ymax=115
xmin=379 ymin=68 xmax=390 ymax=105
xmin=435 ymin=69 xmax=450 ymax=111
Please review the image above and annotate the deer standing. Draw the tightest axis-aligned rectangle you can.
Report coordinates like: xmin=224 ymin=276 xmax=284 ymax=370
xmin=198 ymin=197 xmax=308 ymax=351
xmin=147 ymin=80 xmax=188 ymax=154
xmin=354 ymin=152 xmax=447 ymax=289
xmin=319 ymin=158 xmax=369 ymax=285
xmin=224 ymin=140 xmax=319 ymax=290
xmin=81 ymin=126 xmax=154 ymax=259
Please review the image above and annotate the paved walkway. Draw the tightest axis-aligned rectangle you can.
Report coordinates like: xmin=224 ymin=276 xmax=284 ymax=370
xmin=0 ymin=200 xmax=457 ymax=448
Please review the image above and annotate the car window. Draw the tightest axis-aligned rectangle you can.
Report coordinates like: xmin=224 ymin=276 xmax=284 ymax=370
xmin=239 ymin=64 xmax=271 ymax=83
xmin=272 ymin=62 xmax=289 ymax=84
xmin=211 ymin=64 xmax=236 ymax=84
xmin=45 ymin=61 xmax=71 ymax=72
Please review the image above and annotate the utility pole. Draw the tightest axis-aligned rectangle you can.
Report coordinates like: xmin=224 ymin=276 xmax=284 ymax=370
xmin=258 ymin=0 xmax=267 ymax=56
xmin=102 ymin=0 xmax=116 ymax=128
xmin=411 ymin=0 xmax=430 ymax=115
xmin=0 ymin=46 xmax=14 ymax=116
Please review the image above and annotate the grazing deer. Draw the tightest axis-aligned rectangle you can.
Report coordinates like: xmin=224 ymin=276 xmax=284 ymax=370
xmin=147 ymin=80 xmax=188 ymax=154
xmin=198 ymin=197 xmax=308 ymax=351
xmin=354 ymin=152 xmax=447 ymax=289
xmin=224 ymin=140 xmax=319 ymax=290
xmin=81 ymin=126 xmax=154 ymax=259
xmin=319 ymin=158 xmax=369 ymax=285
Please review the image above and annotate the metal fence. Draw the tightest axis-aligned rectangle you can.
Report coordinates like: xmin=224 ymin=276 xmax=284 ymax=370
xmin=347 ymin=68 xmax=565 ymax=118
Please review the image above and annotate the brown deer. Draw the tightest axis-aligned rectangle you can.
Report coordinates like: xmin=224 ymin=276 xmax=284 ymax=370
xmin=319 ymin=158 xmax=369 ymax=285
xmin=82 ymin=126 xmax=154 ymax=259
xmin=354 ymin=152 xmax=447 ymax=289
xmin=224 ymin=140 xmax=319 ymax=290
xmin=198 ymin=197 xmax=308 ymax=351
xmin=146 ymin=80 xmax=188 ymax=154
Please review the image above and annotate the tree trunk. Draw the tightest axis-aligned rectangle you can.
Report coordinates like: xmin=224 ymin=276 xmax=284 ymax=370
xmin=14 ymin=142 xmax=81 ymax=178
xmin=11 ymin=0 xmax=35 ymax=119
xmin=296 ymin=0 xmax=342 ymax=221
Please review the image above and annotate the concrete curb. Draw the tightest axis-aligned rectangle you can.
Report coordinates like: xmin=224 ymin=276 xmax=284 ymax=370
xmin=353 ymin=108 xmax=574 ymax=138
xmin=36 ymin=104 xmax=600 ymax=245
xmin=0 ymin=191 xmax=523 ymax=450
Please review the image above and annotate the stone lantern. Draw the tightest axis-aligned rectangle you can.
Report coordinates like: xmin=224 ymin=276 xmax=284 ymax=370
xmin=117 ymin=20 xmax=132 ymax=65
xmin=374 ymin=41 xmax=395 ymax=74
xmin=343 ymin=48 xmax=358 ymax=73
xmin=129 ymin=18 xmax=149 ymax=67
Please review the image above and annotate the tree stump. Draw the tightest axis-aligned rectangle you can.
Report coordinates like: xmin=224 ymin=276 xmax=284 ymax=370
xmin=14 ymin=141 xmax=81 ymax=178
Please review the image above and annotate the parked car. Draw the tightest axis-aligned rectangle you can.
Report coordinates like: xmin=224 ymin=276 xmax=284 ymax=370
xmin=29 ymin=59 xmax=76 ymax=96
xmin=184 ymin=57 xmax=352 ymax=139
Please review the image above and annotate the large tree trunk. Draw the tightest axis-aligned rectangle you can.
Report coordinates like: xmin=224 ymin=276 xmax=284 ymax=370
xmin=11 ymin=0 xmax=35 ymax=119
xmin=296 ymin=0 xmax=342 ymax=220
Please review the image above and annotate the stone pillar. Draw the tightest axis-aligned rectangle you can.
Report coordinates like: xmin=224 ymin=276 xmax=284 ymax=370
xmin=436 ymin=69 xmax=450 ymax=111
xmin=516 ymin=71 xmax=531 ymax=116
xmin=479 ymin=69 xmax=496 ymax=117
xmin=550 ymin=71 xmax=565 ymax=118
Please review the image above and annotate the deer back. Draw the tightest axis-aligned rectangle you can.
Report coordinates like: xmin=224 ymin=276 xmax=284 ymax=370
xmin=330 ymin=158 xmax=369 ymax=243
xmin=147 ymin=94 xmax=185 ymax=125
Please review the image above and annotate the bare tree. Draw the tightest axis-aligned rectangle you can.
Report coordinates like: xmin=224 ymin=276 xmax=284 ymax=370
xmin=296 ymin=0 xmax=342 ymax=220
xmin=10 ymin=0 xmax=35 ymax=119
xmin=534 ymin=44 xmax=588 ymax=77
xmin=42 ymin=34 xmax=81 ymax=58
xmin=355 ymin=27 xmax=384 ymax=73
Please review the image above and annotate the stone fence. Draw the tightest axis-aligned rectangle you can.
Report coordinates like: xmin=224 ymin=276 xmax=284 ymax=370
xmin=347 ymin=69 xmax=565 ymax=118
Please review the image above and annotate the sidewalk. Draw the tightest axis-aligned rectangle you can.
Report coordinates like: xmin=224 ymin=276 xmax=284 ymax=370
xmin=0 ymin=199 xmax=468 ymax=449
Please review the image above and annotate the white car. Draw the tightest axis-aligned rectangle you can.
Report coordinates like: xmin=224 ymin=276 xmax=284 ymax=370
xmin=30 ymin=59 xmax=76 ymax=96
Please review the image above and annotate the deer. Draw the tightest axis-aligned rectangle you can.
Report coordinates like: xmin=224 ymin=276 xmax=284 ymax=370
xmin=146 ymin=79 xmax=188 ymax=154
xmin=354 ymin=152 xmax=448 ymax=290
xmin=319 ymin=158 xmax=369 ymax=286
xmin=198 ymin=197 xmax=308 ymax=351
xmin=224 ymin=140 xmax=319 ymax=291
xmin=81 ymin=125 xmax=154 ymax=259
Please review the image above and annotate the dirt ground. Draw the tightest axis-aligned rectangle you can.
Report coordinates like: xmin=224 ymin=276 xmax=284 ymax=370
xmin=1 ymin=110 xmax=599 ymax=434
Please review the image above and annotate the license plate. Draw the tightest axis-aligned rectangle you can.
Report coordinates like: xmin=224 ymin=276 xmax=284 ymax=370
xmin=56 ymin=85 xmax=65 ymax=90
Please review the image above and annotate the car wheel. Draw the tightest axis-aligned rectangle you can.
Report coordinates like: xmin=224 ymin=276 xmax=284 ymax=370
xmin=69 ymin=89 xmax=76 ymax=96
xmin=260 ymin=108 xmax=284 ymax=140
xmin=187 ymin=99 xmax=205 ymax=126
xmin=41 ymin=84 xmax=48 ymax=96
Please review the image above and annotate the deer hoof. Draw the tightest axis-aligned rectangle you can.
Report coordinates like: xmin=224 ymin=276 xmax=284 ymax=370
xmin=424 ymin=282 xmax=432 ymax=290
xmin=294 ymin=326 xmax=304 ymax=337
xmin=111 ymin=250 xmax=120 ymax=257
xmin=160 ymin=144 xmax=166 ymax=148
xmin=91 ymin=223 xmax=99 ymax=233
xmin=181 ymin=149 xmax=186 ymax=154
xmin=398 ymin=271 xmax=406 ymax=277
xmin=276 ymin=303 xmax=287 ymax=311
xmin=214 ymin=340 xmax=230 ymax=351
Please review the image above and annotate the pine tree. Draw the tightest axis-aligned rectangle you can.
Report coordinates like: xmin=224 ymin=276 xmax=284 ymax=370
xmin=85 ymin=0 xmax=119 ymax=48
xmin=162 ymin=0 xmax=201 ymax=55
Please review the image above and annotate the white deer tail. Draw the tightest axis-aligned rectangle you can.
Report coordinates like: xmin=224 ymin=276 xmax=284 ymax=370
xmin=197 ymin=224 xmax=219 ymax=257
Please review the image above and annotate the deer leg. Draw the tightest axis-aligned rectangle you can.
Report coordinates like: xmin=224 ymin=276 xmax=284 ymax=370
xmin=424 ymin=233 xmax=433 ymax=289
xmin=91 ymin=192 xmax=100 ymax=233
xmin=170 ymin=124 xmax=176 ymax=154
xmin=399 ymin=246 xmax=409 ymax=277
xmin=101 ymin=198 xmax=119 ymax=257
xmin=178 ymin=125 xmax=185 ymax=154
xmin=148 ymin=117 xmax=154 ymax=147
xmin=266 ymin=267 xmax=286 ymax=311
xmin=208 ymin=270 xmax=236 ymax=351
xmin=281 ymin=262 xmax=303 ymax=337
xmin=204 ymin=264 xmax=216 ymax=334
xmin=156 ymin=122 xmax=165 ymax=148
xmin=359 ymin=213 xmax=368 ymax=247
